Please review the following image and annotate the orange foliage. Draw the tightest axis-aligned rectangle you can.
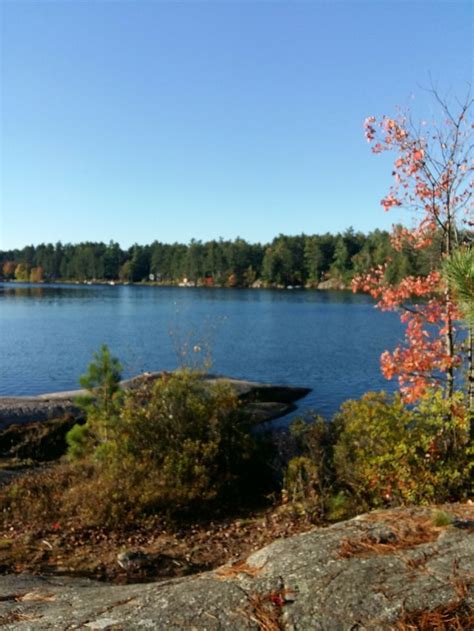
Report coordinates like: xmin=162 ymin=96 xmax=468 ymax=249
xmin=29 ymin=266 xmax=44 ymax=283
xmin=2 ymin=261 xmax=16 ymax=277
xmin=358 ymin=99 xmax=473 ymax=402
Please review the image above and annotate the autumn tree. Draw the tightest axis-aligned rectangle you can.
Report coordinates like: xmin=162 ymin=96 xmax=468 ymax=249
xmin=14 ymin=263 xmax=29 ymax=282
xmin=2 ymin=261 xmax=16 ymax=279
xmin=354 ymin=91 xmax=473 ymax=404
xmin=29 ymin=266 xmax=44 ymax=283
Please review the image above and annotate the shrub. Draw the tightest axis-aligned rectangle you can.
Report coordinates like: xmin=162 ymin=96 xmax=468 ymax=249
xmin=283 ymin=414 xmax=336 ymax=520
xmin=333 ymin=390 xmax=472 ymax=508
xmin=101 ymin=369 xmax=269 ymax=515
xmin=0 ymin=463 xmax=93 ymax=528
xmin=283 ymin=391 xmax=472 ymax=522
xmin=283 ymin=456 xmax=320 ymax=518
xmin=6 ymin=369 xmax=273 ymax=528
xmin=431 ymin=510 xmax=453 ymax=527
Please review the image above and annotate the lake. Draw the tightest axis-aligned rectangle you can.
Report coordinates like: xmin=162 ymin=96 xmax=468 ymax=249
xmin=0 ymin=283 xmax=404 ymax=419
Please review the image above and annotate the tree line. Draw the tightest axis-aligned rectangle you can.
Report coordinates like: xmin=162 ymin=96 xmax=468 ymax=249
xmin=0 ymin=228 xmax=446 ymax=287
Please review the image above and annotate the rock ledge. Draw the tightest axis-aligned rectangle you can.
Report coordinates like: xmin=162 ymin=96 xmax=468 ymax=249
xmin=0 ymin=374 xmax=311 ymax=429
xmin=0 ymin=506 xmax=472 ymax=630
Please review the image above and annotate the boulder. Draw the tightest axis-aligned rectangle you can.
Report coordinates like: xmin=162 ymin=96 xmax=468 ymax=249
xmin=317 ymin=278 xmax=346 ymax=290
xmin=0 ymin=506 xmax=471 ymax=629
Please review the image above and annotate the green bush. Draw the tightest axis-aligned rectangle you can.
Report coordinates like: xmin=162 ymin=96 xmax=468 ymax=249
xmin=283 ymin=391 xmax=472 ymax=521
xmin=283 ymin=415 xmax=336 ymax=520
xmin=10 ymin=368 xmax=272 ymax=528
xmin=65 ymin=423 xmax=91 ymax=459
xmin=101 ymin=369 xmax=269 ymax=515
xmin=2 ymin=369 xmax=273 ymax=529
xmin=283 ymin=456 xmax=320 ymax=518
xmin=333 ymin=390 xmax=472 ymax=508
xmin=67 ymin=344 xmax=122 ymax=458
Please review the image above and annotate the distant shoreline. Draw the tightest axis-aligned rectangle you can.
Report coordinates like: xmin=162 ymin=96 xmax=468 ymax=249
xmin=0 ymin=278 xmax=349 ymax=291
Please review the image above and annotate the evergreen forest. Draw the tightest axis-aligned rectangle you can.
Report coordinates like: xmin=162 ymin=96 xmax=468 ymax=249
xmin=0 ymin=228 xmax=450 ymax=287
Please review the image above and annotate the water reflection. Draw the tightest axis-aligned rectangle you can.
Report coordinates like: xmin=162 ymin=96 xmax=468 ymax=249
xmin=0 ymin=282 xmax=401 ymax=416
xmin=1 ymin=284 xmax=48 ymax=299
xmin=0 ymin=282 xmax=375 ymax=304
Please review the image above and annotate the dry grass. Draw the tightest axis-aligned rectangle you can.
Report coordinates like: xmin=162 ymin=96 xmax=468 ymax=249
xmin=215 ymin=559 xmax=266 ymax=579
xmin=449 ymin=559 xmax=473 ymax=601
xmin=404 ymin=549 xmax=437 ymax=570
xmin=338 ymin=537 xmax=399 ymax=558
xmin=16 ymin=592 xmax=56 ymax=603
xmin=338 ymin=514 xmax=442 ymax=559
xmin=393 ymin=600 xmax=474 ymax=630
xmin=0 ymin=610 xmax=40 ymax=624
xmin=244 ymin=589 xmax=293 ymax=631
xmin=0 ymin=590 xmax=55 ymax=604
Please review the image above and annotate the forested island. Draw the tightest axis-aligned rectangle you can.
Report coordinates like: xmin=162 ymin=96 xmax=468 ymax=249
xmin=0 ymin=228 xmax=448 ymax=287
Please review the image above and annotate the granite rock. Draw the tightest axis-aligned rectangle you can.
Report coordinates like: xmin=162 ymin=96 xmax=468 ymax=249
xmin=0 ymin=507 xmax=471 ymax=630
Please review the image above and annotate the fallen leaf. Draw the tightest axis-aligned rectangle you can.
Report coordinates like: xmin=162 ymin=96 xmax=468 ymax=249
xmin=17 ymin=592 xmax=56 ymax=602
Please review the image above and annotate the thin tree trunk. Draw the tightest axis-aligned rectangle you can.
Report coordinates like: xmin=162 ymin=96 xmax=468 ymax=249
xmin=444 ymin=212 xmax=455 ymax=401
xmin=445 ymin=303 xmax=455 ymax=401
xmin=468 ymin=324 xmax=474 ymax=437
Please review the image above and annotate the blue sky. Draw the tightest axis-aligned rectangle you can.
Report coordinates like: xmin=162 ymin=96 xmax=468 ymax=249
xmin=0 ymin=0 xmax=472 ymax=250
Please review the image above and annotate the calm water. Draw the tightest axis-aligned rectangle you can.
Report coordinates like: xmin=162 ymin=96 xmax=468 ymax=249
xmin=0 ymin=283 xmax=404 ymax=418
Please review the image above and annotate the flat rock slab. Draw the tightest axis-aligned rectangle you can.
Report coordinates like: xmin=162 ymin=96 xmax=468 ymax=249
xmin=0 ymin=399 xmax=82 ymax=429
xmin=0 ymin=507 xmax=472 ymax=630
xmin=0 ymin=374 xmax=311 ymax=428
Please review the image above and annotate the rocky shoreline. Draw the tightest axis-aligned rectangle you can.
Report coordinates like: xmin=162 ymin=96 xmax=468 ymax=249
xmin=1 ymin=278 xmax=348 ymax=290
xmin=0 ymin=374 xmax=311 ymax=430
xmin=0 ymin=375 xmax=311 ymax=485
